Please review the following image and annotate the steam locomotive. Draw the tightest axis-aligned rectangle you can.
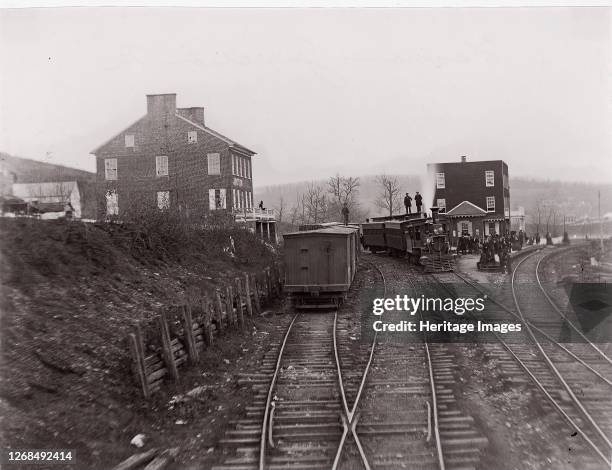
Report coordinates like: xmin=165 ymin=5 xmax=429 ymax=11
xmin=361 ymin=207 xmax=455 ymax=272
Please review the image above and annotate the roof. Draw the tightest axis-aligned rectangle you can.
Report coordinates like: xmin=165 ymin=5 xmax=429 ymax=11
xmin=175 ymin=114 xmax=256 ymax=156
xmin=91 ymin=112 xmax=256 ymax=156
xmin=445 ymin=200 xmax=487 ymax=217
xmin=12 ymin=181 xmax=77 ymax=200
xmin=284 ymin=226 xmax=358 ymax=238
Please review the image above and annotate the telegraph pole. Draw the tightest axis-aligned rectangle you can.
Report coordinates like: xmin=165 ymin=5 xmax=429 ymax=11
xmin=599 ymin=190 xmax=604 ymax=253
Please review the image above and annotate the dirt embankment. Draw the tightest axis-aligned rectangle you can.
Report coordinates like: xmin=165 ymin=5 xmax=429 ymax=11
xmin=0 ymin=217 xmax=278 ymax=468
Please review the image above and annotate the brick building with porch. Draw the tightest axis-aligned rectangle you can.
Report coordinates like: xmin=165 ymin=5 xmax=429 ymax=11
xmin=91 ymin=93 xmax=276 ymax=240
xmin=427 ymin=156 xmax=510 ymax=240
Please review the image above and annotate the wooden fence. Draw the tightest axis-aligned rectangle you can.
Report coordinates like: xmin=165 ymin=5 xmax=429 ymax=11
xmin=128 ymin=263 xmax=283 ymax=398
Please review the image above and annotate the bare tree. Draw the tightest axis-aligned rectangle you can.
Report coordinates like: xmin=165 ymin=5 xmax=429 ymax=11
xmin=375 ymin=174 xmax=402 ymax=218
xmin=274 ymin=194 xmax=286 ymax=224
xmin=304 ymin=183 xmax=328 ymax=224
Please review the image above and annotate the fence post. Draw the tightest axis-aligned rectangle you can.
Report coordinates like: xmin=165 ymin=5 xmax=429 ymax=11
xmin=225 ymin=285 xmax=235 ymax=326
xmin=201 ymin=298 xmax=214 ymax=346
xmin=157 ymin=310 xmax=179 ymax=381
xmin=251 ymin=274 xmax=261 ymax=314
xmin=265 ymin=268 xmax=272 ymax=299
xmin=215 ymin=290 xmax=226 ymax=330
xmin=129 ymin=326 xmax=150 ymax=399
xmin=181 ymin=304 xmax=198 ymax=364
xmin=244 ymin=273 xmax=253 ymax=317
xmin=235 ymin=277 xmax=245 ymax=329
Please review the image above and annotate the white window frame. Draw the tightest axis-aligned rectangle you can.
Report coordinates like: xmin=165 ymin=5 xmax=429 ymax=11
xmin=105 ymin=190 xmax=118 ymax=215
xmin=157 ymin=191 xmax=170 ymax=210
xmin=437 ymin=198 xmax=446 ymax=212
xmin=238 ymin=156 xmax=243 ymax=177
xmin=232 ymin=155 xmax=236 ymax=176
xmin=436 ymin=172 xmax=445 ymax=189
xmin=187 ymin=131 xmax=197 ymax=144
xmin=104 ymin=158 xmax=117 ymax=181
xmin=156 ymin=155 xmax=168 ymax=177
xmin=125 ymin=134 xmax=134 ymax=148
xmin=209 ymin=188 xmax=227 ymax=210
xmin=246 ymin=159 xmax=251 ymax=179
xmin=486 ymin=196 xmax=495 ymax=212
xmin=207 ymin=153 xmax=221 ymax=175
xmin=485 ymin=170 xmax=495 ymax=187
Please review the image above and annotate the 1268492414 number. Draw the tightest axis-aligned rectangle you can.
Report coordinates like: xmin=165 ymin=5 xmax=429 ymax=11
xmin=3 ymin=449 xmax=76 ymax=465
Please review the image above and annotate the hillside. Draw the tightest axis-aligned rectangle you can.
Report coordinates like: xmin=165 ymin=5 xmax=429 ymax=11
xmin=0 ymin=153 xmax=95 ymax=186
xmin=0 ymin=217 xmax=278 ymax=468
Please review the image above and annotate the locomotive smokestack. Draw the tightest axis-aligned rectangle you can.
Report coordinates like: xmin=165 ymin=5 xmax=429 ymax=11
xmin=431 ymin=206 xmax=439 ymax=224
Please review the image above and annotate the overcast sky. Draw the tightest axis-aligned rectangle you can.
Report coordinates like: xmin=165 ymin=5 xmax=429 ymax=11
xmin=1 ymin=7 xmax=610 ymax=186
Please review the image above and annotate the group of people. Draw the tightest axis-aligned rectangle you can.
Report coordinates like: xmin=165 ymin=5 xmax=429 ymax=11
xmin=403 ymin=192 xmax=423 ymax=214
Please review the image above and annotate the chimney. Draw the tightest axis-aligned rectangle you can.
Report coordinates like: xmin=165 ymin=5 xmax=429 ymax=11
xmin=461 ymin=155 xmax=467 ymax=163
xmin=431 ymin=206 xmax=439 ymax=224
xmin=177 ymin=107 xmax=205 ymax=126
xmin=146 ymin=93 xmax=177 ymax=117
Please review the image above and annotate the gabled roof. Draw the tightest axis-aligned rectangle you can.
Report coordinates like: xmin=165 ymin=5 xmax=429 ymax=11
xmin=445 ymin=200 xmax=487 ymax=217
xmin=175 ymin=114 xmax=256 ymax=156
xmin=91 ymin=113 xmax=256 ymax=156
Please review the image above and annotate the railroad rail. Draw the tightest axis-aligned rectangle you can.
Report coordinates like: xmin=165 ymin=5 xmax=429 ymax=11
xmin=215 ymin=258 xmax=456 ymax=469
xmin=430 ymin=246 xmax=612 ymax=468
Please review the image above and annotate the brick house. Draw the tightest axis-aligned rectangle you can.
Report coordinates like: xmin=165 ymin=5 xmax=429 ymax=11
xmin=92 ymin=93 xmax=257 ymax=221
xmin=427 ymin=156 xmax=510 ymax=239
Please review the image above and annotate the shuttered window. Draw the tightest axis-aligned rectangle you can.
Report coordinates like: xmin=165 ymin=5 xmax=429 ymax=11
xmin=156 ymin=156 xmax=168 ymax=177
xmin=157 ymin=191 xmax=170 ymax=210
xmin=125 ymin=134 xmax=134 ymax=148
xmin=105 ymin=190 xmax=118 ymax=215
xmin=104 ymin=158 xmax=117 ymax=180
xmin=209 ymin=188 xmax=227 ymax=210
xmin=437 ymin=198 xmax=446 ymax=212
xmin=208 ymin=153 xmax=221 ymax=175
xmin=436 ymin=172 xmax=445 ymax=189
xmin=485 ymin=170 xmax=494 ymax=187
xmin=187 ymin=131 xmax=197 ymax=143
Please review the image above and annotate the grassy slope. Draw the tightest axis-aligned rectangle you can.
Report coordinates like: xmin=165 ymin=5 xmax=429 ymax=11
xmin=0 ymin=217 xmax=276 ymax=467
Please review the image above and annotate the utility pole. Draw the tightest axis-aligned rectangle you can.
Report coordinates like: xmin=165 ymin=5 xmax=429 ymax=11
xmin=599 ymin=190 xmax=604 ymax=253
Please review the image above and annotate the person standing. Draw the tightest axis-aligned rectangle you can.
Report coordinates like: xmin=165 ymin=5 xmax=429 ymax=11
xmin=404 ymin=193 xmax=412 ymax=214
xmin=341 ymin=203 xmax=350 ymax=226
xmin=415 ymin=192 xmax=423 ymax=213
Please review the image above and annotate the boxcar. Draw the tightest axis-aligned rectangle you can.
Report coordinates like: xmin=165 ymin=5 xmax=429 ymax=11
xmin=361 ymin=222 xmax=386 ymax=253
xmin=283 ymin=226 xmax=359 ymax=309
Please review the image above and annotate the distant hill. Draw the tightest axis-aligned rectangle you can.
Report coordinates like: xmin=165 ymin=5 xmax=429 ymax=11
xmin=255 ymin=174 xmax=612 ymax=226
xmin=0 ymin=153 xmax=95 ymax=188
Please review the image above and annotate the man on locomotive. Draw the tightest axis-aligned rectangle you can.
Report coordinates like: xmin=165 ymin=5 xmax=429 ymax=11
xmin=404 ymin=193 xmax=412 ymax=214
xmin=415 ymin=192 xmax=423 ymax=213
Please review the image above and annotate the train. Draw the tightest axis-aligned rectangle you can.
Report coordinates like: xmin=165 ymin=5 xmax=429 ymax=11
xmin=361 ymin=208 xmax=455 ymax=272
xmin=283 ymin=224 xmax=360 ymax=309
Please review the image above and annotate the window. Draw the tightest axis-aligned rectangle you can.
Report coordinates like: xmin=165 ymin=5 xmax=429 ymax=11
xmin=437 ymin=198 xmax=446 ymax=213
xmin=436 ymin=172 xmax=445 ymax=189
xmin=105 ymin=190 xmax=118 ymax=215
xmin=104 ymin=158 xmax=117 ymax=180
xmin=232 ymin=155 xmax=236 ymax=176
xmin=187 ymin=131 xmax=197 ymax=144
xmin=207 ymin=153 xmax=220 ymax=175
xmin=125 ymin=134 xmax=134 ymax=148
xmin=157 ymin=191 xmax=170 ymax=210
xmin=209 ymin=188 xmax=226 ymax=210
xmin=486 ymin=196 xmax=495 ymax=212
xmin=246 ymin=159 xmax=251 ymax=179
xmin=485 ymin=170 xmax=494 ymax=187
xmin=156 ymin=156 xmax=168 ymax=177
xmin=461 ymin=222 xmax=469 ymax=233
xmin=238 ymin=157 xmax=243 ymax=177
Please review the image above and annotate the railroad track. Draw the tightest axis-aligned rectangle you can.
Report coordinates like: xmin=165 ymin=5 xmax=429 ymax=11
xmin=215 ymin=258 xmax=457 ymax=469
xmin=430 ymin=245 xmax=612 ymax=468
